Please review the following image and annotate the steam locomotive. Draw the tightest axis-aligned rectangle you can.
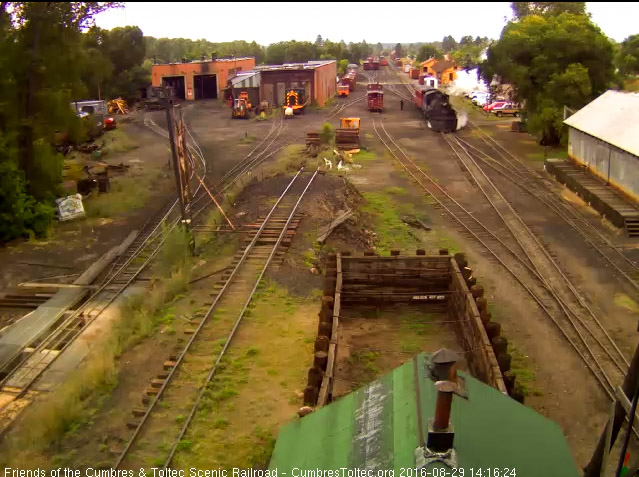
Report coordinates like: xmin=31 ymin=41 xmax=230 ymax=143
xmin=413 ymin=87 xmax=458 ymax=133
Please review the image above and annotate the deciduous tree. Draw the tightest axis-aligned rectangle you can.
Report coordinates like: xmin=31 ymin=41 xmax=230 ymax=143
xmin=481 ymin=11 xmax=614 ymax=144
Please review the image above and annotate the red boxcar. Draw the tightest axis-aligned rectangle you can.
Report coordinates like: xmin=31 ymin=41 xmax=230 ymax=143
xmin=410 ymin=68 xmax=419 ymax=79
xmin=367 ymin=84 xmax=384 ymax=112
xmin=395 ymin=58 xmax=402 ymax=67
xmin=341 ymin=74 xmax=356 ymax=92
xmin=380 ymin=58 xmax=388 ymax=66
xmin=363 ymin=61 xmax=371 ymax=71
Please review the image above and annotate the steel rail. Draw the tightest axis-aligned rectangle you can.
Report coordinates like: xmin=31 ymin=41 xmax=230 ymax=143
xmin=0 ymin=112 xmax=211 ymax=442
xmin=114 ymin=168 xmax=308 ymax=468
xmin=445 ymin=134 xmax=627 ymax=383
xmin=371 ymin=118 xmax=616 ymax=400
xmin=164 ymin=168 xmax=319 ymax=467
xmin=463 ymin=124 xmax=639 ymax=285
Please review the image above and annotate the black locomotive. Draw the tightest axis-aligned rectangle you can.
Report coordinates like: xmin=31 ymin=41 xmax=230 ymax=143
xmin=419 ymin=88 xmax=458 ymax=133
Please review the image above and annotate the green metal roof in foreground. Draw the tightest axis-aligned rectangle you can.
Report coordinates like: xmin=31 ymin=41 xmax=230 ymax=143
xmin=269 ymin=353 xmax=579 ymax=476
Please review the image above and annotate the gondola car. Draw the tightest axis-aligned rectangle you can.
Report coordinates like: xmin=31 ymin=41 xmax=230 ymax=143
xmin=420 ymin=88 xmax=457 ymax=133
xmin=367 ymin=84 xmax=384 ymax=112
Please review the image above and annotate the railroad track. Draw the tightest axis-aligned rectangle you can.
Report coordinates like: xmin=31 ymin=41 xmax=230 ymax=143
xmin=458 ymin=123 xmax=639 ymax=294
xmin=0 ymin=111 xmax=209 ymax=437
xmin=371 ymin=117 xmax=628 ymax=404
xmin=114 ymin=168 xmax=318 ymax=469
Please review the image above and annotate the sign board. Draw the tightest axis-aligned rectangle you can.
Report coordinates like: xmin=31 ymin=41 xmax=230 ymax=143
xmin=56 ymin=194 xmax=85 ymax=221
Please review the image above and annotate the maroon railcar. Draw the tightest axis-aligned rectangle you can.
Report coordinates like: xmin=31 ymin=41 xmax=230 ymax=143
xmin=367 ymin=83 xmax=384 ymax=112
xmin=341 ymin=73 xmax=356 ymax=92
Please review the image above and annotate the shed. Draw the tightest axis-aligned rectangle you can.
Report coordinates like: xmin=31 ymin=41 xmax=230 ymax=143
xmin=432 ymin=60 xmax=458 ymax=85
xmin=229 ymin=71 xmax=261 ymax=106
xmin=269 ymin=352 xmax=579 ymax=475
xmin=564 ymin=90 xmax=639 ymax=201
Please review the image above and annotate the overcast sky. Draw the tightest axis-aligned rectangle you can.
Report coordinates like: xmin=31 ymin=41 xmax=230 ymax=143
xmin=94 ymin=2 xmax=639 ymax=44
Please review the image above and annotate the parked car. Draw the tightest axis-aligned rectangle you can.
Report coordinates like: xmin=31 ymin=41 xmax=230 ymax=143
xmin=474 ymin=95 xmax=490 ymax=107
xmin=489 ymin=102 xmax=521 ymax=117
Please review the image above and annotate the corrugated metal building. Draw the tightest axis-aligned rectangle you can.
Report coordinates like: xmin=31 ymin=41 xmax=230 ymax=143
xmin=564 ymin=90 xmax=639 ymax=202
xmin=269 ymin=352 xmax=579 ymax=475
xmin=256 ymin=60 xmax=337 ymax=107
xmin=229 ymin=71 xmax=261 ymax=106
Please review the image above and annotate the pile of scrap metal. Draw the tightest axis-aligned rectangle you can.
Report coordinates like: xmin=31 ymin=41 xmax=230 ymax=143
xmin=335 ymin=117 xmax=360 ymax=149
xmin=76 ymin=163 xmax=111 ymax=196
xmin=108 ymin=98 xmax=129 ymax=115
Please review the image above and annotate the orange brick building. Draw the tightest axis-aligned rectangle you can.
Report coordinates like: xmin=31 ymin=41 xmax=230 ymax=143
xmin=151 ymin=57 xmax=256 ymax=100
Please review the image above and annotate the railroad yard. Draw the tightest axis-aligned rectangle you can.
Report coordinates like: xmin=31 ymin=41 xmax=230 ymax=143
xmin=1 ymin=40 xmax=639 ymax=476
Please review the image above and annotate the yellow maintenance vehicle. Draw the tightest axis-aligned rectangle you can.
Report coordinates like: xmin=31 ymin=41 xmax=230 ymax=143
xmin=337 ymin=85 xmax=350 ymax=98
xmin=232 ymin=91 xmax=252 ymax=119
xmin=282 ymin=88 xmax=307 ymax=116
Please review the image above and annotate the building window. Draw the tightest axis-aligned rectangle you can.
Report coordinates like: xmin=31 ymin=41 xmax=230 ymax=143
xmin=449 ymin=72 xmax=453 ymax=81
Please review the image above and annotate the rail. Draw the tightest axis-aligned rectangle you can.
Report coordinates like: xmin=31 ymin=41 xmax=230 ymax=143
xmin=371 ymin=117 xmax=628 ymax=406
xmin=114 ymin=168 xmax=319 ymax=468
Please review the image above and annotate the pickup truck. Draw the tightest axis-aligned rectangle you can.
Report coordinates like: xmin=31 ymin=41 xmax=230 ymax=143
xmin=489 ymin=102 xmax=521 ymax=117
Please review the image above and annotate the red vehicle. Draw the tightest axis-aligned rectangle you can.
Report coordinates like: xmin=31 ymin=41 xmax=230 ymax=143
xmin=363 ymin=61 xmax=372 ymax=71
xmin=380 ymin=57 xmax=388 ymax=66
xmin=104 ymin=116 xmax=116 ymax=130
xmin=483 ymin=101 xmax=507 ymax=112
xmin=372 ymin=56 xmax=380 ymax=70
xmin=367 ymin=84 xmax=384 ymax=112
xmin=341 ymin=74 xmax=356 ymax=92
xmin=394 ymin=58 xmax=402 ymax=67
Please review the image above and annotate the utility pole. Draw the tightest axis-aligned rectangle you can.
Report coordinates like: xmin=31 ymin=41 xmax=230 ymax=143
xmin=163 ymin=95 xmax=195 ymax=255
xmin=584 ymin=332 xmax=639 ymax=477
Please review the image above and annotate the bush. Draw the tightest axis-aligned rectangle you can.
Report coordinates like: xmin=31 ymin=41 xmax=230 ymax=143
xmin=0 ymin=160 xmax=55 ymax=242
xmin=319 ymin=122 xmax=334 ymax=145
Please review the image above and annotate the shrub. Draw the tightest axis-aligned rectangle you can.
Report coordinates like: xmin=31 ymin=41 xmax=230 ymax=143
xmin=0 ymin=160 xmax=55 ymax=242
xmin=319 ymin=122 xmax=334 ymax=145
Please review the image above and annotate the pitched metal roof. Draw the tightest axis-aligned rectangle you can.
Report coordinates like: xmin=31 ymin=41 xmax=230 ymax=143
xmin=432 ymin=60 xmax=456 ymax=73
xmin=256 ymin=60 xmax=336 ymax=72
xmin=268 ymin=353 xmax=579 ymax=475
xmin=564 ymin=90 xmax=639 ymax=157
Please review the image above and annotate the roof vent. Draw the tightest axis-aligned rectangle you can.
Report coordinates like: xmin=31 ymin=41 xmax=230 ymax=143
xmin=414 ymin=348 xmax=460 ymax=469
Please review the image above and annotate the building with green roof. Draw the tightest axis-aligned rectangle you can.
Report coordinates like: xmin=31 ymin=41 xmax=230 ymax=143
xmin=268 ymin=352 xmax=579 ymax=476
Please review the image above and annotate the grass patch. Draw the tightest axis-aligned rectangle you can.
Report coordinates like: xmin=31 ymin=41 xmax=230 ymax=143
xmin=263 ymin=145 xmax=308 ymax=177
xmin=509 ymin=345 xmax=541 ymax=397
xmin=99 ymin=128 xmax=138 ymax=156
xmin=614 ymin=293 xmax=639 ymax=314
xmin=0 ymin=226 xmax=193 ymax=468
xmin=361 ymin=191 xmax=420 ymax=255
xmin=348 ymin=351 xmax=381 ymax=379
xmin=84 ymin=169 xmax=165 ymax=218
xmin=352 ymin=149 xmax=378 ymax=162
xmin=172 ymin=281 xmax=315 ymax=468
xmin=384 ymin=186 xmax=407 ymax=196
